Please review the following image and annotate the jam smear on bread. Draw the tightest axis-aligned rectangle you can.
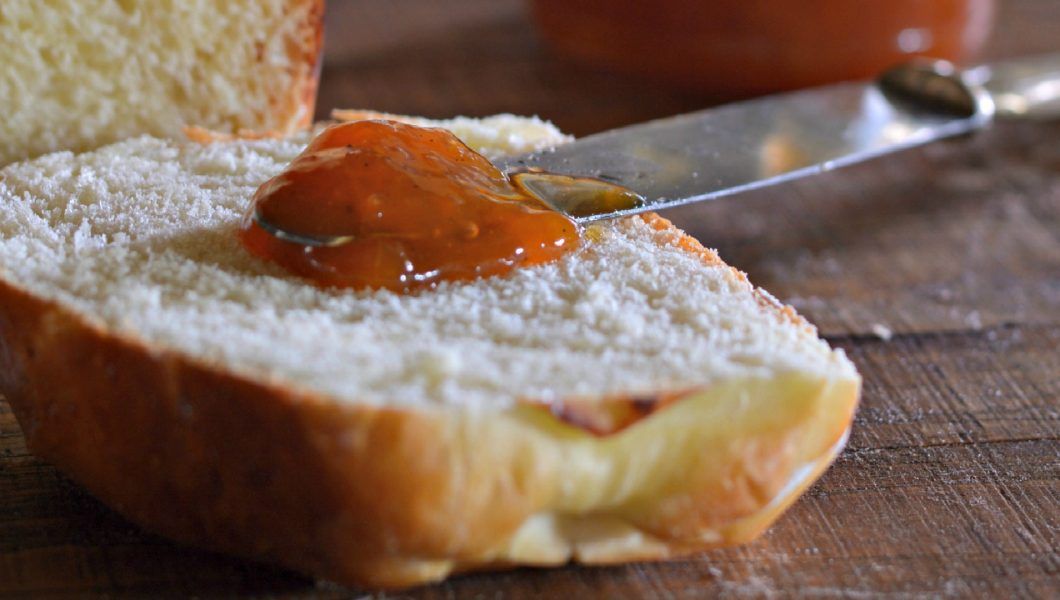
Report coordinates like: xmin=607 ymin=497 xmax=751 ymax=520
xmin=241 ymin=120 xmax=581 ymax=292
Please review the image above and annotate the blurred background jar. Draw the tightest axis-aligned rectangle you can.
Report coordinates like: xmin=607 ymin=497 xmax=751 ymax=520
xmin=529 ymin=0 xmax=996 ymax=96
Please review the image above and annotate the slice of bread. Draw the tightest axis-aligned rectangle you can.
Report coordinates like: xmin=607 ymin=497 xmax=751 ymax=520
xmin=0 ymin=0 xmax=323 ymax=165
xmin=0 ymin=114 xmax=860 ymax=588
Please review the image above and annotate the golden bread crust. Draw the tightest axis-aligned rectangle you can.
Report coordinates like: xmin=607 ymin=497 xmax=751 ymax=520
xmin=0 ymin=215 xmax=859 ymax=589
xmin=280 ymin=0 xmax=325 ymax=132
xmin=182 ymin=125 xmax=290 ymax=144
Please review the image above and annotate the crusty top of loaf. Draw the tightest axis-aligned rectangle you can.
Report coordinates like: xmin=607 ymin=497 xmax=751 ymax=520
xmin=0 ymin=115 xmax=856 ymax=409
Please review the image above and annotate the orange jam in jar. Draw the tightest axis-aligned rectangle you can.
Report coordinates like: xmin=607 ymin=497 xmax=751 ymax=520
xmin=530 ymin=0 xmax=995 ymax=95
xmin=239 ymin=120 xmax=581 ymax=292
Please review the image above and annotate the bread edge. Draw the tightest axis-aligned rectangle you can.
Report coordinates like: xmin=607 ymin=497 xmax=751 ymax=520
xmin=277 ymin=0 xmax=325 ymax=133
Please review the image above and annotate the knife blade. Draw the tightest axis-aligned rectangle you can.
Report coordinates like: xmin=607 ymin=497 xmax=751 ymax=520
xmin=498 ymin=53 xmax=1060 ymax=223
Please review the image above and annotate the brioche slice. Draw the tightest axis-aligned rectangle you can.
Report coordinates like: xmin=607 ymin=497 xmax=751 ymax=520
xmin=0 ymin=0 xmax=323 ymax=165
xmin=0 ymin=115 xmax=860 ymax=588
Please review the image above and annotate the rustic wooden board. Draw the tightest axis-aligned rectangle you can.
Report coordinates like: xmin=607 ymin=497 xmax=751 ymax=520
xmin=670 ymin=119 xmax=1060 ymax=337
xmin=2 ymin=0 xmax=1058 ymax=596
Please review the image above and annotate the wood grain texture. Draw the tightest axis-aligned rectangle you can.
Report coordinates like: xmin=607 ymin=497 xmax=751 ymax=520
xmin=669 ymin=119 xmax=1060 ymax=337
xmin=2 ymin=0 xmax=1058 ymax=596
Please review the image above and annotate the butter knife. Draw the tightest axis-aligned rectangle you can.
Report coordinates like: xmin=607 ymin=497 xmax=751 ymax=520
xmin=500 ymin=53 xmax=1060 ymax=222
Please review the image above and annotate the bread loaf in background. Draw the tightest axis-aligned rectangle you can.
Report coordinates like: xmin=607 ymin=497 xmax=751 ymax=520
xmin=0 ymin=0 xmax=323 ymax=165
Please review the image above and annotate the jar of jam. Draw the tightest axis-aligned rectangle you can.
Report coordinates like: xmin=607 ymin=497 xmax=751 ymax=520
xmin=529 ymin=0 xmax=996 ymax=96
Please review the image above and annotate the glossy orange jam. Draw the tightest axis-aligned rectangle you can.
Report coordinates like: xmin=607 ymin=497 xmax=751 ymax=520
xmin=239 ymin=120 xmax=581 ymax=292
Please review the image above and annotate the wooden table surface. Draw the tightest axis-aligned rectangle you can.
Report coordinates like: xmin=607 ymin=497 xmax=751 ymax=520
xmin=2 ymin=1 xmax=1058 ymax=597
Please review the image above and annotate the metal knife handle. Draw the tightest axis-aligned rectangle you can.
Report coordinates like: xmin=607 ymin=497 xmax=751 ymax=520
xmin=879 ymin=53 xmax=1060 ymax=122
xmin=976 ymin=53 xmax=1060 ymax=120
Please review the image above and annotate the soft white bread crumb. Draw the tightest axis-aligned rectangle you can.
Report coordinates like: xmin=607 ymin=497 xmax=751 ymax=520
xmin=0 ymin=116 xmax=855 ymax=409
xmin=0 ymin=0 xmax=321 ymax=165
xmin=331 ymin=110 xmax=575 ymax=159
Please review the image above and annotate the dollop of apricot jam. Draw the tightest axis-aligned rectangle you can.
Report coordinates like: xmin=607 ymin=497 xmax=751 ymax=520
xmin=239 ymin=120 xmax=580 ymax=292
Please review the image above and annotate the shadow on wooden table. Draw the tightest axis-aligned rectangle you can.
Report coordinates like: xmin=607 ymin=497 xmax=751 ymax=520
xmin=0 ymin=407 xmax=309 ymax=595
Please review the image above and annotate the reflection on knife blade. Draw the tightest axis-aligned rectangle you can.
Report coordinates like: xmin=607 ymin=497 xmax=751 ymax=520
xmin=498 ymin=78 xmax=990 ymax=223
